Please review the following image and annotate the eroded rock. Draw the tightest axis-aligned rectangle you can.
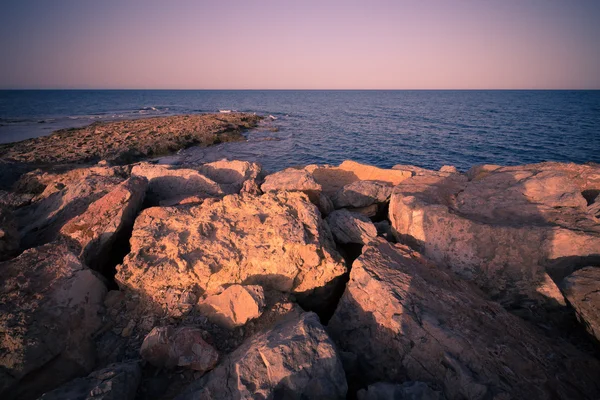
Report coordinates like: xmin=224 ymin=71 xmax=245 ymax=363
xmin=140 ymin=326 xmax=219 ymax=372
xmin=328 ymin=240 xmax=600 ymax=400
xmin=176 ymin=312 xmax=347 ymax=400
xmin=197 ymin=285 xmax=265 ymax=329
xmin=0 ymin=243 xmax=107 ymax=400
xmin=116 ymin=191 xmax=346 ymax=316
xmin=331 ymin=180 xmax=393 ymax=209
xmin=389 ymin=162 xmax=600 ymax=308
xmin=60 ymin=176 xmax=147 ymax=272
xmin=38 ymin=361 xmax=142 ymax=400
xmin=198 ymin=159 xmax=262 ymax=195
xmin=560 ymin=266 xmax=600 ymax=343
xmin=326 ymin=209 xmax=377 ymax=245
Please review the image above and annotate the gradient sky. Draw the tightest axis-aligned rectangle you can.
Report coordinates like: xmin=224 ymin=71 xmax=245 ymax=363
xmin=1 ymin=0 xmax=599 ymax=89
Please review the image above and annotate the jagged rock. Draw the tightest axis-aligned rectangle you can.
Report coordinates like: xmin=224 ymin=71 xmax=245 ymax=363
xmin=560 ymin=266 xmax=600 ymax=343
xmin=357 ymin=381 xmax=442 ymax=400
xmin=326 ymin=209 xmax=377 ymax=245
xmin=0 ymin=207 xmax=18 ymax=260
xmin=332 ymin=180 xmax=393 ymax=209
xmin=140 ymin=326 xmax=219 ymax=372
xmin=176 ymin=312 xmax=347 ymax=400
xmin=197 ymin=285 xmax=265 ymax=329
xmin=389 ymin=162 xmax=600 ymax=308
xmin=60 ymin=176 xmax=147 ymax=272
xmin=439 ymin=165 xmax=458 ymax=173
xmin=15 ymin=170 xmax=126 ymax=250
xmin=348 ymin=203 xmax=379 ymax=218
xmin=38 ymin=361 xmax=142 ymax=400
xmin=0 ymin=244 xmax=107 ymax=400
xmin=116 ymin=192 xmax=345 ymax=316
xmin=198 ymin=159 xmax=262 ymax=195
xmin=392 ymin=164 xmax=455 ymax=178
xmin=0 ymin=189 xmax=33 ymax=208
xmin=328 ymin=240 xmax=600 ymax=400
xmin=131 ymin=163 xmax=223 ymax=205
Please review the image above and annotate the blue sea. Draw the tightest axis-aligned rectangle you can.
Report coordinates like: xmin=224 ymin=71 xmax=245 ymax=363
xmin=0 ymin=90 xmax=599 ymax=172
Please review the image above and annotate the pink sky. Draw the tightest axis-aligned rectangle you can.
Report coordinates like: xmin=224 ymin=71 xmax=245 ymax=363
xmin=1 ymin=0 xmax=599 ymax=89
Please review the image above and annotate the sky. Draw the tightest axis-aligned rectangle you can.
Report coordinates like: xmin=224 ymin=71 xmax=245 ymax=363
xmin=0 ymin=0 xmax=599 ymax=89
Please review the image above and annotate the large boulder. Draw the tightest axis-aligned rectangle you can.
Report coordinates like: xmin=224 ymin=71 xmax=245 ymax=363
xmin=131 ymin=163 xmax=223 ymax=205
xmin=389 ymin=162 xmax=600 ymax=308
xmin=331 ymin=180 xmax=393 ymax=209
xmin=560 ymin=266 xmax=600 ymax=343
xmin=0 ymin=207 xmax=18 ymax=260
xmin=328 ymin=240 xmax=600 ymax=400
xmin=197 ymin=159 xmax=262 ymax=195
xmin=116 ymin=192 xmax=346 ymax=315
xmin=176 ymin=312 xmax=347 ymax=400
xmin=197 ymin=284 xmax=266 ymax=329
xmin=38 ymin=362 xmax=142 ymax=400
xmin=15 ymin=169 xmax=126 ymax=250
xmin=140 ymin=326 xmax=219 ymax=372
xmin=0 ymin=243 xmax=107 ymax=400
xmin=326 ymin=209 xmax=378 ymax=245
xmin=60 ymin=176 xmax=147 ymax=272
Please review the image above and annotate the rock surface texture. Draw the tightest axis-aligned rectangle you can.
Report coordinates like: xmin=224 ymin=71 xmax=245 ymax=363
xmin=197 ymin=284 xmax=266 ymax=329
xmin=560 ymin=266 xmax=600 ymax=343
xmin=328 ymin=240 xmax=600 ymax=400
xmin=357 ymin=381 xmax=442 ymax=400
xmin=326 ymin=208 xmax=378 ymax=245
xmin=389 ymin=162 xmax=600 ymax=308
xmin=116 ymin=191 xmax=346 ymax=315
xmin=331 ymin=180 xmax=393 ymax=209
xmin=38 ymin=362 xmax=142 ymax=400
xmin=176 ymin=312 xmax=347 ymax=400
xmin=0 ymin=244 xmax=107 ymax=400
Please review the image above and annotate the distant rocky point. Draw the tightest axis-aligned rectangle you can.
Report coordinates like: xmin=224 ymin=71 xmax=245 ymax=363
xmin=0 ymin=118 xmax=599 ymax=399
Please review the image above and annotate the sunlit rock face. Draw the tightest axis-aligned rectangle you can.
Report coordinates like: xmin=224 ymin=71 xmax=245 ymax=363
xmin=389 ymin=162 xmax=600 ymax=308
xmin=176 ymin=312 xmax=347 ymax=400
xmin=328 ymin=240 xmax=600 ymax=400
xmin=115 ymin=191 xmax=346 ymax=316
xmin=0 ymin=243 xmax=107 ymax=400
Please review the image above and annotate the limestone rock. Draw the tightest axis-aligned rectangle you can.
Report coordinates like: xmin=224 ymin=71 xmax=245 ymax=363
xmin=331 ymin=180 xmax=393 ymax=208
xmin=309 ymin=160 xmax=412 ymax=196
xmin=261 ymin=168 xmax=322 ymax=193
xmin=131 ymin=163 xmax=223 ymax=205
xmin=348 ymin=203 xmax=379 ymax=218
xmin=357 ymin=381 xmax=442 ymax=400
xmin=0 ymin=243 xmax=107 ymax=400
xmin=0 ymin=207 xmax=18 ymax=260
xmin=140 ymin=326 xmax=219 ymax=372
xmin=15 ymin=170 xmax=125 ymax=250
xmin=392 ymin=164 xmax=455 ymax=178
xmin=176 ymin=312 xmax=347 ymax=400
xmin=60 ymin=176 xmax=147 ymax=272
xmin=389 ymin=162 xmax=600 ymax=308
xmin=326 ymin=209 xmax=378 ymax=245
xmin=38 ymin=361 xmax=142 ymax=400
xmin=439 ymin=165 xmax=458 ymax=173
xmin=197 ymin=285 xmax=265 ymax=329
xmin=198 ymin=159 xmax=262 ymax=195
xmin=560 ymin=266 xmax=600 ymax=343
xmin=328 ymin=240 xmax=600 ymax=400
xmin=116 ymin=191 xmax=345 ymax=316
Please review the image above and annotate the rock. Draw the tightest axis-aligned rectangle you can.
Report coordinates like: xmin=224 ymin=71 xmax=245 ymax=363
xmin=60 ymin=176 xmax=147 ymax=272
xmin=326 ymin=209 xmax=378 ymax=245
xmin=116 ymin=191 xmax=345 ymax=316
xmin=465 ymin=164 xmax=502 ymax=181
xmin=560 ymin=266 xmax=600 ymax=343
xmin=158 ymin=195 xmax=206 ymax=207
xmin=15 ymin=170 xmax=126 ymax=250
xmin=348 ymin=203 xmax=379 ymax=218
xmin=0 ymin=243 xmax=107 ymax=400
xmin=38 ymin=361 xmax=142 ymax=400
xmin=392 ymin=164 xmax=455 ymax=178
xmin=0 ymin=207 xmax=18 ymax=260
xmin=439 ymin=165 xmax=458 ymax=173
xmin=176 ymin=312 xmax=347 ymax=400
xmin=309 ymin=160 xmax=412 ymax=196
xmin=261 ymin=168 xmax=322 ymax=193
xmin=140 ymin=326 xmax=219 ymax=372
xmin=131 ymin=163 xmax=223 ymax=205
xmin=197 ymin=159 xmax=262 ymax=195
xmin=332 ymin=180 xmax=393 ymax=209
xmin=389 ymin=162 xmax=600 ymax=308
xmin=0 ymin=189 xmax=33 ymax=208
xmin=328 ymin=240 xmax=600 ymax=399
xmin=357 ymin=381 xmax=442 ymax=400
xmin=197 ymin=285 xmax=265 ymax=329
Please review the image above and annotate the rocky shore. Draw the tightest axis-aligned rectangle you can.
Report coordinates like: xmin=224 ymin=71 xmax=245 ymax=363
xmin=1 ymin=116 xmax=599 ymax=399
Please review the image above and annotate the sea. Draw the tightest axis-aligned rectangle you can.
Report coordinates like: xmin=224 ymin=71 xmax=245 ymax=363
xmin=1 ymin=90 xmax=599 ymax=173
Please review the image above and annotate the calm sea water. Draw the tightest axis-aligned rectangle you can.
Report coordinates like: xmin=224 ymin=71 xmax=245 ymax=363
xmin=1 ymin=90 xmax=599 ymax=172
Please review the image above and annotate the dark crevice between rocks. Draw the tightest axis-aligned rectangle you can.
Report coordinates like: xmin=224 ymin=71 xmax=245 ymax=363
xmin=297 ymin=243 xmax=364 ymax=325
xmin=370 ymin=201 xmax=390 ymax=223
xmin=582 ymin=189 xmax=600 ymax=206
xmin=100 ymin=224 xmax=135 ymax=291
